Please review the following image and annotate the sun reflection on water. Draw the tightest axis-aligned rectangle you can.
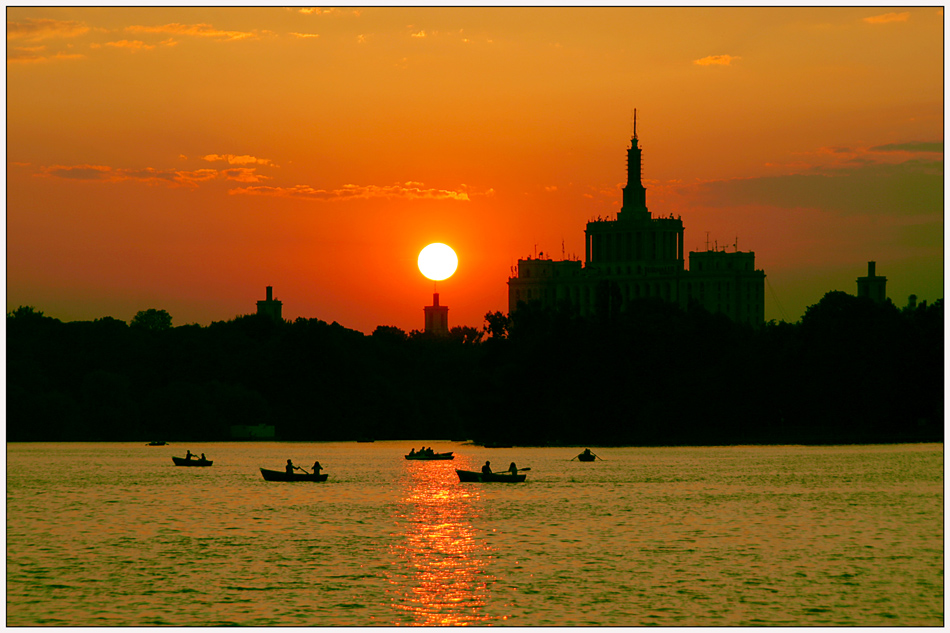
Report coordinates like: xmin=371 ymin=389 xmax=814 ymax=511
xmin=387 ymin=461 xmax=498 ymax=626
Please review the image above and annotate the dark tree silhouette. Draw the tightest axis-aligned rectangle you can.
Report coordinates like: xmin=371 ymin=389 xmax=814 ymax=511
xmin=131 ymin=308 xmax=172 ymax=331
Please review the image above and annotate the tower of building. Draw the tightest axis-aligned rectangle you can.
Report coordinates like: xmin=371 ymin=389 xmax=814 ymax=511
xmin=424 ymin=292 xmax=449 ymax=336
xmin=256 ymin=286 xmax=283 ymax=322
xmin=619 ymin=109 xmax=648 ymax=220
xmin=856 ymin=261 xmax=887 ymax=303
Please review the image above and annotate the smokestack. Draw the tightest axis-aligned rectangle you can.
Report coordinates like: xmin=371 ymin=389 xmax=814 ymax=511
xmin=266 ymin=286 xmax=273 ymax=301
xmin=868 ymin=261 xmax=876 ymax=277
xmin=433 ymin=292 xmax=440 ymax=307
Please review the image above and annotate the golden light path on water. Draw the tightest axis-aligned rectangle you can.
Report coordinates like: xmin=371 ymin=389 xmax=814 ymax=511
xmin=387 ymin=460 xmax=500 ymax=625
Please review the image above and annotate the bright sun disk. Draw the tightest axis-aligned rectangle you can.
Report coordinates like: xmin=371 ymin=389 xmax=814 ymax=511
xmin=418 ymin=243 xmax=458 ymax=281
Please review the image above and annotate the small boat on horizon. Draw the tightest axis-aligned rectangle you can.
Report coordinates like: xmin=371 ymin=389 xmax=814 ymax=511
xmin=147 ymin=441 xmax=167 ymax=446
xmin=260 ymin=468 xmax=328 ymax=482
xmin=172 ymin=456 xmax=212 ymax=467
xmin=456 ymin=469 xmax=526 ymax=483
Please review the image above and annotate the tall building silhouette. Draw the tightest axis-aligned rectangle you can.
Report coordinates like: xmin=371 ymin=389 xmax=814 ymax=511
xmin=856 ymin=261 xmax=887 ymax=303
xmin=256 ymin=286 xmax=283 ymax=322
xmin=508 ymin=120 xmax=766 ymax=325
xmin=424 ymin=292 xmax=449 ymax=336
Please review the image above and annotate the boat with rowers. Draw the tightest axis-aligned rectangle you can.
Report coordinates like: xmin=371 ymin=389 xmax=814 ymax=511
xmin=455 ymin=469 xmax=526 ymax=483
xmin=260 ymin=468 xmax=328 ymax=482
xmin=405 ymin=448 xmax=454 ymax=460
xmin=172 ymin=455 xmax=212 ymax=467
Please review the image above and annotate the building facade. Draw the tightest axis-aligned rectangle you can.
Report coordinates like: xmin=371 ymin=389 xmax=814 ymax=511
xmin=856 ymin=261 xmax=887 ymax=303
xmin=256 ymin=286 xmax=283 ymax=322
xmin=508 ymin=126 xmax=765 ymax=325
xmin=424 ymin=292 xmax=449 ymax=336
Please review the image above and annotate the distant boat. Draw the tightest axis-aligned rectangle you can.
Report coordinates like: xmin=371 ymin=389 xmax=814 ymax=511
xmin=147 ymin=441 xmax=167 ymax=446
xmin=260 ymin=468 xmax=328 ymax=482
xmin=577 ymin=452 xmax=596 ymax=462
xmin=172 ymin=456 xmax=212 ymax=467
xmin=456 ymin=469 xmax=526 ymax=483
xmin=405 ymin=451 xmax=455 ymax=461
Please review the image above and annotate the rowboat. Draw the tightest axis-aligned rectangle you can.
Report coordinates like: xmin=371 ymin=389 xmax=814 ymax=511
xmin=147 ymin=441 xmax=167 ymax=446
xmin=172 ymin=456 xmax=212 ymax=467
xmin=260 ymin=468 xmax=328 ymax=482
xmin=455 ymin=469 xmax=526 ymax=483
xmin=577 ymin=452 xmax=596 ymax=462
xmin=405 ymin=451 xmax=455 ymax=460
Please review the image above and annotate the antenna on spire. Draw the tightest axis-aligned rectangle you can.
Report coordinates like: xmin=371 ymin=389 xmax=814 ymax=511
xmin=633 ymin=108 xmax=638 ymax=140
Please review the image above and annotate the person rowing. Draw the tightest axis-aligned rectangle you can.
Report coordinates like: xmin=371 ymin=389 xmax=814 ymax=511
xmin=286 ymin=459 xmax=309 ymax=474
xmin=482 ymin=460 xmax=492 ymax=475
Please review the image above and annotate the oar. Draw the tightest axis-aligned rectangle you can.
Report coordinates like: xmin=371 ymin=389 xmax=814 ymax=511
xmin=497 ymin=467 xmax=530 ymax=473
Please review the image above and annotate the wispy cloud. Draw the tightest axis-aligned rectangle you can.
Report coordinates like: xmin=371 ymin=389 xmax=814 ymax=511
xmin=863 ymin=12 xmax=910 ymax=24
xmin=202 ymin=154 xmax=275 ymax=167
xmin=299 ymin=8 xmax=361 ymax=17
xmin=7 ymin=46 xmax=84 ymax=64
xmin=694 ymin=54 xmax=741 ymax=66
xmin=410 ymin=30 xmax=426 ymax=39
xmin=126 ymin=23 xmax=257 ymax=42
xmin=93 ymin=39 xmax=155 ymax=52
xmin=7 ymin=18 xmax=89 ymax=41
xmin=870 ymin=141 xmax=943 ymax=153
xmin=40 ymin=164 xmax=270 ymax=187
xmin=290 ymin=32 xmax=320 ymax=39
xmin=669 ymin=158 xmax=942 ymax=217
xmin=229 ymin=182 xmax=475 ymax=202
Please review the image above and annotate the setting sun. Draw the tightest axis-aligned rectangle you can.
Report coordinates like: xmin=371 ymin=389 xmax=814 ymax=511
xmin=418 ymin=243 xmax=459 ymax=282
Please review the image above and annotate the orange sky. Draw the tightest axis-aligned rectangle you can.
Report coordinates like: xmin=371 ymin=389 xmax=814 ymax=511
xmin=7 ymin=6 xmax=944 ymax=333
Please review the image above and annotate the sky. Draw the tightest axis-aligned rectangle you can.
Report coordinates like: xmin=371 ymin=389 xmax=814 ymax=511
xmin=6 ymin=6 xmax=944 ymax=333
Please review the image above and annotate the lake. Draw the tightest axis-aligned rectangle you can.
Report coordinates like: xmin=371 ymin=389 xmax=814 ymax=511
xmin=6 ymin=441 xmax=943 ymax=626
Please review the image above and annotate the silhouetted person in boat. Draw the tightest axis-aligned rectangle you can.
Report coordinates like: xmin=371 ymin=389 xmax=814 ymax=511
xmin=185 ymin=450 xmax=193 ymax=461
xmin=409 ymin=448 xmax=416 ymax=456
xmin=482 ymin=461 xmax=492 ymax=475
xmin=509 ymin=462 xmax=518 ymax=475
xmin=286 ymin=459 xmax=296 ymax=474
xmin=582 ymin=449 xmax=593 ymax=459
xmin=312 ymin=461 xmax=322 ymax=476
xmin=200 ymin=453 xmax=207 ymax=462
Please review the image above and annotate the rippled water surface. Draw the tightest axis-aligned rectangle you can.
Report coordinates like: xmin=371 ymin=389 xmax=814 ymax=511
xmin=7 ymin=442 xmax=943 ymax=626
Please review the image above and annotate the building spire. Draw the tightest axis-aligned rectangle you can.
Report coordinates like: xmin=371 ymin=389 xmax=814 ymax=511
xmin=620 ymin=109 xmax=648 ymax=219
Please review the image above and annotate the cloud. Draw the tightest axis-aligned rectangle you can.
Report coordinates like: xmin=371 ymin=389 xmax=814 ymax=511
xmin=299 ymin=8 xmax=361 ymax=17
xmin=411 ymin=30 xmax=426 ymax=38
xmin=863 ymin=12 xmax=910 ymax=24
xmin=202 ymin=154 xmax=274 ymax=166
xmin=229 ymin=181 xmax=474 ymax=202
xmin=7 ymin=18 xmax=89 ymax=41
xmin=694 ymin=54 xmax=741 ymax=66
xmin=672 ymin=158 xmax=942 ymax=217
xmin=290 ymin=32 xmax=320 ymax=39
xmin=870 ymin=141 xmax=943 ymax=154
xmin=40 ymin=164 xmax=269 ymax=187
xmin=126 ymin=23 xmax=257 ymax=42
xmin=7 ymin=44 xmax=85 ymax=64
xmin=103 ymin=39 xmax=155 ymax=51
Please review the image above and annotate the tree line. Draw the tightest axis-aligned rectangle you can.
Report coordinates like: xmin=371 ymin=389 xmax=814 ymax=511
xmin=6 ymin=292 xmax=943 ymax=445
